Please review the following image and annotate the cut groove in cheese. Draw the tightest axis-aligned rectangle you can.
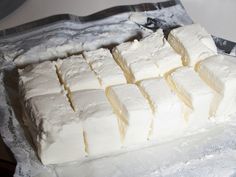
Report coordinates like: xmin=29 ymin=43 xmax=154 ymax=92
xmin=107 ymin=84 xmax=153 ymax=146
xmin=83 ymin=48 xmax=127 ymax=88
xmin=168 ymin=24 xmax=217 ymax=66
xmin=70 ymin=89 xmax=121 ymax=156
xmin=137 ymin=81 xmax=155 ymax=114
xmin=54 ymin=62 xmax=75 ymax=111
xmin=83 ymin=131 xmax=89 ymax=155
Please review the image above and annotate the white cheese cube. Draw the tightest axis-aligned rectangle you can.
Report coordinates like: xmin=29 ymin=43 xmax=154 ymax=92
xmin=18 ymin=61 xmax=62 ymax=100
xmin=56 ymin=55 xmax=100 ymax=92
xmin=112 ymin=39 xmax=159 ymax=82
xmin=197 ymin=54 xmax=236 ymax=116
xmin=167 ymin=67 xmax=214 ymax=126
xmin=25 ymin=93 xmax=85 ymax=165
xmin=83 ymin=48 xmax=126 ymax=88
xmin=168 ymin=24 xmax=217 ymax=66
xmin=152 ymin=46 xmax=182 ymax=74
xmin=113 ymin=29 xmax=182 ymax=82
xmin=107 ymin=84 xmax=153 ymax=146
xmin=71 ymin=89 xmax=121 ymax=156
xmin=138 ymin=78 xmax=186 ymax=140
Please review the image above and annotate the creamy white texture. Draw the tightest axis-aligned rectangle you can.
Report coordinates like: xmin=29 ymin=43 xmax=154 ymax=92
xmin=12 ymin=21 xmax=147 ymax=67
xmin=18 ymin=61 xmax=62 ymax=100
xmin=167 ymin=67 xmax=214 ymax=126
xmin=24 ymin=93 xmax=86 ymax=165
xmin=197 ymin=54 xmax=236 ymax=116
xmin=107 ymin=84 xmax=153 ymax=146
xmin=168 ymin=23 xmax=217 ymax=66
xmin=70 ymin=89 xmax=121 ymax=156
xmin=83 ymin=48 xmax=126 ymax=88
xmin=56 ymin=55 xmax=101 ymax=92
xmin=138 ymin=78 xmax=186 ymax=140
xmin=112 ymin=29 xmax=182 ymax=82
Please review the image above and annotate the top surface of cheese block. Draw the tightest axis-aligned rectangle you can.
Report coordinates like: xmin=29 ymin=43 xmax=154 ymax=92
xmin=56 ymin=55 xmax=100 ymax=91
xmin=168 ymin=24 xmax=217 ymax=66
xmin=168 ymin=67 xmax=214 ymax=108
xmin=113 ymin=29 xmax=182 ymax=82
xmin=83 ymin=48 xmax=126 ymax=88
xmin=138 ymin=78 xmax=181 ymax=114
xmin=19 ymin=61 xmax=62 ymax=99
xmin=108 ymin=84 xmax=151 ymax=112
xmin=197 ymin=54 xmax=236 ymax=94
xmin=71 ymin=89 xmax=114 ymax=119
xmin=25 ymin=93 xmax=86 ymax=165
xmin=25 ymin=93 xmax=78 ymax=132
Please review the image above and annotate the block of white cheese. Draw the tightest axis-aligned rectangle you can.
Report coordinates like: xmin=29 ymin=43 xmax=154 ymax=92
xmin=197 ymin=54 xmax=236 ymax=116
xmin=107 ymin=84 xmax=153 ymax=146
xmin=83 ymin=48 xmax=126 ymax=88
xmin=167 ymin=67 xmax=214 ymax=126
xmin=71 ymin=89 xmax=121 ymax=156
xmin=18 ymin=61 xmax=62 ymax=100
xmin=168 ymin=24 xmax=217 ymax=66
xmin=138 ymin=78 xmax=186 ymax=140
xmin=112 ymin=29 xmax=182 ymax=82
xmin=56 ymin=55 xmax=101 ymax=92
xmin=24 ymin=93 xmax=86 ymax=165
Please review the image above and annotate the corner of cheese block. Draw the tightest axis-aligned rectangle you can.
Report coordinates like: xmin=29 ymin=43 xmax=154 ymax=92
xmin=106 ymin=84 xmax=153 ymax=146
xmin=70 ymin=89 xmax=121 ymax=156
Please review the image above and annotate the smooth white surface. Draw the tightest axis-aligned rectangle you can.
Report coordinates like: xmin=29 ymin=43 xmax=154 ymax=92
xmin=0 ymin=0 xmax=235 ymax=41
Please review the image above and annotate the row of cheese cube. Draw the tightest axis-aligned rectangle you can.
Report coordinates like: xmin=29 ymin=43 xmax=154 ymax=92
xmin=19 ymin=24 xmax=236 ymax=165
xmin=18 ymin=28 xmax=186 ymax=165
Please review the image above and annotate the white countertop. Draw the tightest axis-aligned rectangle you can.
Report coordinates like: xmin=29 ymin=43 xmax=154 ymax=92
xmin=0 ymin=0 xmax=235 ymax=41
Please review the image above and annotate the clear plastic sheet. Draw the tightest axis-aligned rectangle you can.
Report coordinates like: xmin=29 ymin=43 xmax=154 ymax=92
xmin=0 ymin=1 xmax=236 ymax=176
